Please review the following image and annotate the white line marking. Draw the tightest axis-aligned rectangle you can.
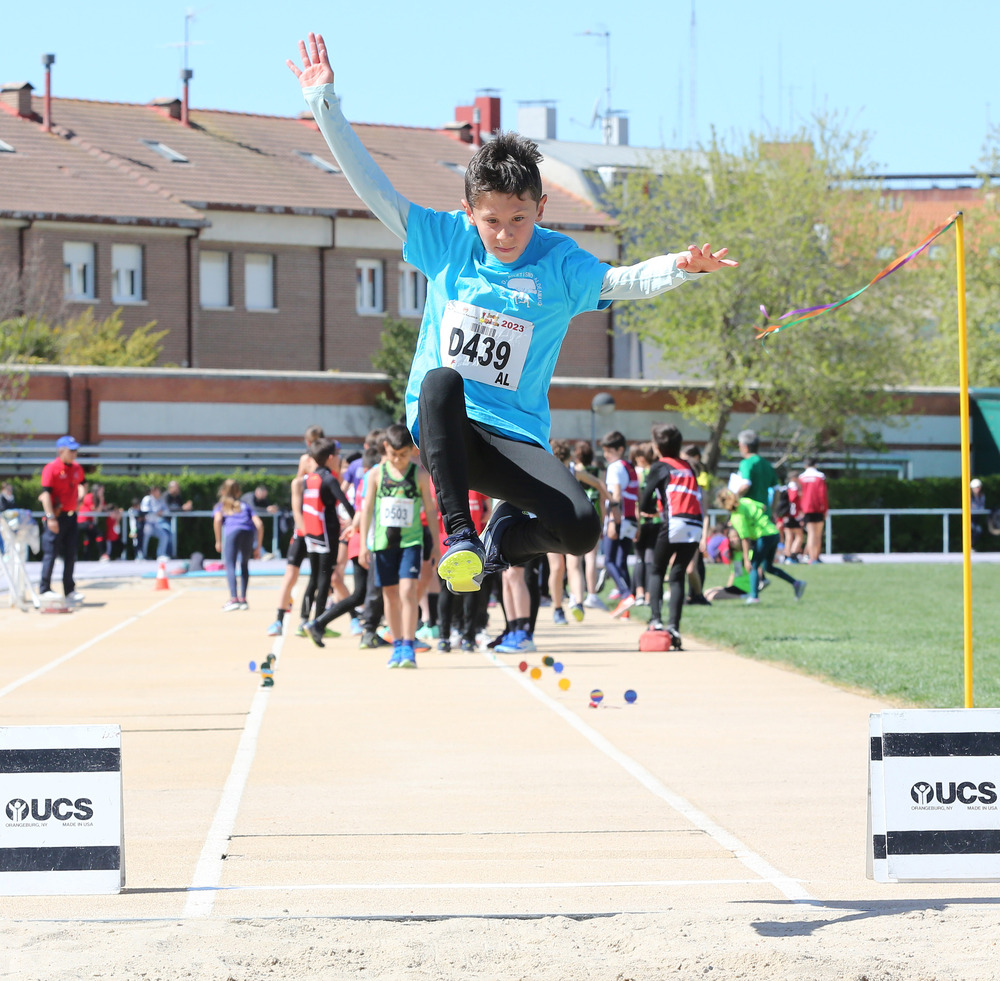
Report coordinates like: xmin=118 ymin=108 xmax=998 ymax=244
xmin=484 ymin=651 xmax=815 ymax=902
xmin=193 ymin=878 xmax=760 ymax=893
xmin=0 ymin=591 xmax=183 ymax=701
xmin=183 ymin=629 xmax=284 ymax=917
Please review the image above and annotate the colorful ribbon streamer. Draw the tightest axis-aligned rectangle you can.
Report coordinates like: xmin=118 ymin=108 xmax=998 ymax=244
xmin=755 ymin=212 xmax=959 ymax=340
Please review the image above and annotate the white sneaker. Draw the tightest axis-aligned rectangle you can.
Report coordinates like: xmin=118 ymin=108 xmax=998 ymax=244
xmin=222 ymin=599 xmax=241 ymax=612
xmin=40 ymin=590 xmax=61 ymax=600
xmin=583 ymin=593 xmax=607 ymax=611
xmin=66 ymin=591 xmax=85 ymax=604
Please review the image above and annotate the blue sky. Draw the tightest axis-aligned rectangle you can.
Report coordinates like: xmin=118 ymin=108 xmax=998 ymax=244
xmin=3 ymin=1 xmax=996 ymax=175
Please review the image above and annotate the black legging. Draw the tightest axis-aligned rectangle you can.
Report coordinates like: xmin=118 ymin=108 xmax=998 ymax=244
xmin=648 ymin=536 xmax=699 ymax=631
xmin=314 ymin=562 xmax=367 ymax=630
xmin=417 ymin=367 xmax=600 ymax=563
xmin=300 ymin=550 xmax=334 ymax=622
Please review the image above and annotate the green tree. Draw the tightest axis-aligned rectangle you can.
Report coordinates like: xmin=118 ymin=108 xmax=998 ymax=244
xmin=611 ymin=122 xmax=931 ymax=472
xmin=370 ymin=317 xmax=419 ymax=421
xmin=57 ymin=308 xmax=166 ymax=367
xmin=918 ymin=138 xmax=1000 ymax=388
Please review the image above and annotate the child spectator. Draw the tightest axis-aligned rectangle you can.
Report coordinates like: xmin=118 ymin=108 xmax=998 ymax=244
xmin=213 ymin=480 xmax=264 ymax=611
xmin=305 ymin=445 xmax=378 ymax=647
xmin=299 ymin=438 xmax=355 ymax=632
xmin=715 ymin=489 xmax=806 ymax=605
xmin=798 ymin=458 xmax=829 ymax=564
xmin=601 ymin=430 xmax=640 ymax=618
xmin=358 ymin=423 xmax=439 ymax=668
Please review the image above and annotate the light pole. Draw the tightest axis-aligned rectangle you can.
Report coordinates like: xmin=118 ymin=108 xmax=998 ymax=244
xmin=590 ymin=391 xmax=616 ymax=451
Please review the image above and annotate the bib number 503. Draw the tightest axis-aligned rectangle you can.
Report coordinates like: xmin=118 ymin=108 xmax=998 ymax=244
xmin=447 ymin=327 xmax=511 ymax=371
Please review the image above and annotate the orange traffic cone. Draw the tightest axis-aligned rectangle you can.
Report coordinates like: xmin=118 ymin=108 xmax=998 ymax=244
xmin=154 ymin=556 xmax=170 ymax=591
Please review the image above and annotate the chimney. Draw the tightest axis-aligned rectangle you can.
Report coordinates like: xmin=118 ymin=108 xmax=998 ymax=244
xmin=41 ymin=53 xmax=54 ymax=132
xmin=149 ymin=96 xmax=182 ymax=120
xmin=455 ymin=91 xmax=501 ymax=141
xmin=517 ymin=100 xmax=556 ymax=140
xmin=180 ymin=68 xmax=192 ymax=127
xmin=0 ymin=81 xmax=34 ymax=119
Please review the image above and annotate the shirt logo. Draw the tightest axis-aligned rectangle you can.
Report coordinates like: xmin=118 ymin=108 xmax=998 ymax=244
xmin=493 ymin=272 xmax=542 ymax=310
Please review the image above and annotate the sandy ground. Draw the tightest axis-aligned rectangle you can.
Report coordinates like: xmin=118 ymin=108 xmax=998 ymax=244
xmin=2 ymin=572 xmax=1000 ymax=980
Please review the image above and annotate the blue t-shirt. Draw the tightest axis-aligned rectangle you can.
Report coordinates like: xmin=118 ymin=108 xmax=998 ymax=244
xmin=403 ymin=205 xmax=610 ymax=449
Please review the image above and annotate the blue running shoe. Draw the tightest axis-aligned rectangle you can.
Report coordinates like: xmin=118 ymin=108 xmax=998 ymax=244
xmin=437 ymin=528 xmax=486 ymax=594
xmin=349 ymin=616 xmax=363 ymax=635
xmin=397 ymin=642 xmax=417 ymax=669
xmin=387 ymin=640 xmax=403 ymax=669
xmin=266 ymin=619 xmax=283 ymax=637
xmin=495 ymin=629 xmax=536 ymax=654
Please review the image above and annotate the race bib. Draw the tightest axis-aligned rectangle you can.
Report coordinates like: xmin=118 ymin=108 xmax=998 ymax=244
xmin=380 ymin=497 xmax=414 ymax=529
xmin=439 ymin=300 xmax=532 ymax=391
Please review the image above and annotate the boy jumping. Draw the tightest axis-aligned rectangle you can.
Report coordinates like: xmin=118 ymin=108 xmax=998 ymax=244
xmin=288 ymin=33 xmax=737 ymax=594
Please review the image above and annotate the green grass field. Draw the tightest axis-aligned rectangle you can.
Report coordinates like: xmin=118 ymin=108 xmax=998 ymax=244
xmin=639 ymin=562 xmax=1000 ymax=709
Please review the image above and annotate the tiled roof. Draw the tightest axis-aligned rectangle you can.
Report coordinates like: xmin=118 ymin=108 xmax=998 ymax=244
xmin=0 ymin=95 xmax=614 ymax=231
xmin=0 ymin=108 xmax=204 ymax=225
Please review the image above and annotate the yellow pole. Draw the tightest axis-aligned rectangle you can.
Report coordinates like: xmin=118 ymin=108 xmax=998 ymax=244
xmin=955 ymin=212 xmax=973 ymax=708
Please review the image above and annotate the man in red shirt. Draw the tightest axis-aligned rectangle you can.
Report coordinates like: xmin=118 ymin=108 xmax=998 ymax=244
xmin=38 ymin=435 xmax=86 ymax=602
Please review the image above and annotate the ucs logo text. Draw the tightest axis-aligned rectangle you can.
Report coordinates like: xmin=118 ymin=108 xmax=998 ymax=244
xmin=5 ymin=798 xmax=94 ymax=822
xmin=910 ymin=781 xmax=997 ymax=805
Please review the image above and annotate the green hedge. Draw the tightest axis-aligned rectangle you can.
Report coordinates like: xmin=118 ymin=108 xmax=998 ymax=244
xmin=4 ymin=469 xmax=298 ymax=559
xmin=5 ymin=471 xmax=996 ymax=556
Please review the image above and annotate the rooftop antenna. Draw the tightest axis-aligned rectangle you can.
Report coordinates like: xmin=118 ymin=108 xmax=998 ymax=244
xmin=689 ymin=0 xmax=697 ymax=147
xmin=164 ymin=9 xmax=204 ymax=79
xmin=577 ymin=28 xmax=613 ymax=144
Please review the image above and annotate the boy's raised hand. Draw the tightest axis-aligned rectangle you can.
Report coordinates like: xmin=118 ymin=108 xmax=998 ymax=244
xmin=286 ymin=31 xmax=334 ymax=89
xmin=677 ymin=243 xmax=739 ymax=273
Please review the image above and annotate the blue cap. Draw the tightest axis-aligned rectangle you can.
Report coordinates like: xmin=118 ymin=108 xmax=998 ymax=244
xmin=56 ymin=436 xmax=80 ymax=450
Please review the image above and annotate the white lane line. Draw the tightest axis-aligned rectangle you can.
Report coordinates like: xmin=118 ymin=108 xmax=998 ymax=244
xmin=0 ymin=591 xmax=183 ymax=701
xmin=191 ymin=878 xmax=760 ymax=893
xmin=484 ymin=651 xmax=815 ymax=903
xmin=183 ymin=631 xmax=284 ymax=918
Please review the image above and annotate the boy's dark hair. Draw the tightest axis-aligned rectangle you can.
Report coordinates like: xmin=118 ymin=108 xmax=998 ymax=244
xmin=464 ymin=131 xmax=544 ymax=207
xmin=573 ymin=439 xmax=594 ymax=467
xmin=362 ymin=445 xmax=381 ymax=470
xmin=804 ymin=456 xmax=817 ymax=468
xmin=550 ymin=438 xmax=571 ymax=463
xmin=383 ymin=422 xmax=414 ymax=452
xmin=600 ymin=430 xmax=626 ymax=452
xmin=651 ymin=424 xmax=683 ymax=459
xmin=309 ymin=437 xmax=339 ymax=468
xmin=305 ymin=424 xmax=325 ymax=443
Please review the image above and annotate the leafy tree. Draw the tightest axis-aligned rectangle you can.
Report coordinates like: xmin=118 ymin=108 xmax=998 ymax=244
xmin=610 ymin=122 xmax=932 ymax=472
xmin=56 ymin=308 xmax=166 ymax=367
xmin=918 ymin=138 xmax=1000 ymax=388
xmin=0 ymin=308 xmax=166 ymax=368
xmin=370 ymin=317 xmax=419 ymax=421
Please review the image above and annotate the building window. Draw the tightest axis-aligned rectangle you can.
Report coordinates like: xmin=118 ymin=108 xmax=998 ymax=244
xmin=245 ymin=253 xmax=275 ymax=310
xmin=63 ymin=242 xmax=95 ymax=300
xmin=398 ymin=263 xmax=426 ymax=317
xmin=356 ymin=260 xmax=384 ymax=315
xmin=200 ymin=251 xmax=231 ymax=308
xmin=111 ymin=244 xmax=143 ymax=303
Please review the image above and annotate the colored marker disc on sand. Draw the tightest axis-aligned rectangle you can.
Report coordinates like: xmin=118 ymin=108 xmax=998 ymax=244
xmin=553 ymin=661 xmax=564 ymax=673
xmin=558 ymin=677 xmax=571 ymax=691
xmin=542 ymin=655 xmax=555 ymax=667
xmin=624 ymin=689 xmax=637 ymax=704
xmin=249 ymin=660 xmax=257 ymax=673
xmin=590 ymin=689 xmax=604 ymax=704
xmin=518 ymin=661 xmax=528 ymax=672
xmin=530 ymin=667 xmax=543 ymax=680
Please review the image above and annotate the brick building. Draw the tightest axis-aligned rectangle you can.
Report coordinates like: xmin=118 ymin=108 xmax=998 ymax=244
xmin=0 ymin=80 xmax=617 ymax=375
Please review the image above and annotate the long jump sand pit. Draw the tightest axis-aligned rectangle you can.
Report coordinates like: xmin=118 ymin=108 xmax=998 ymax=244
xmin=2 ymin=576 xmax=1000 ymax=979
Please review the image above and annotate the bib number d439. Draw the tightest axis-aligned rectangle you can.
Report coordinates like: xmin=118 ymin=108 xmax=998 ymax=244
xmin=439 ymin=300 xmax=532 ymax=390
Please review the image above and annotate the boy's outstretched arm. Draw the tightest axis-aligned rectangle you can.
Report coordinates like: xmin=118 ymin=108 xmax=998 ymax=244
xmin=287 ymin=31 xmax=411 ymax=242
xmin=600 ymin=243 xmax=737 ymax=300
